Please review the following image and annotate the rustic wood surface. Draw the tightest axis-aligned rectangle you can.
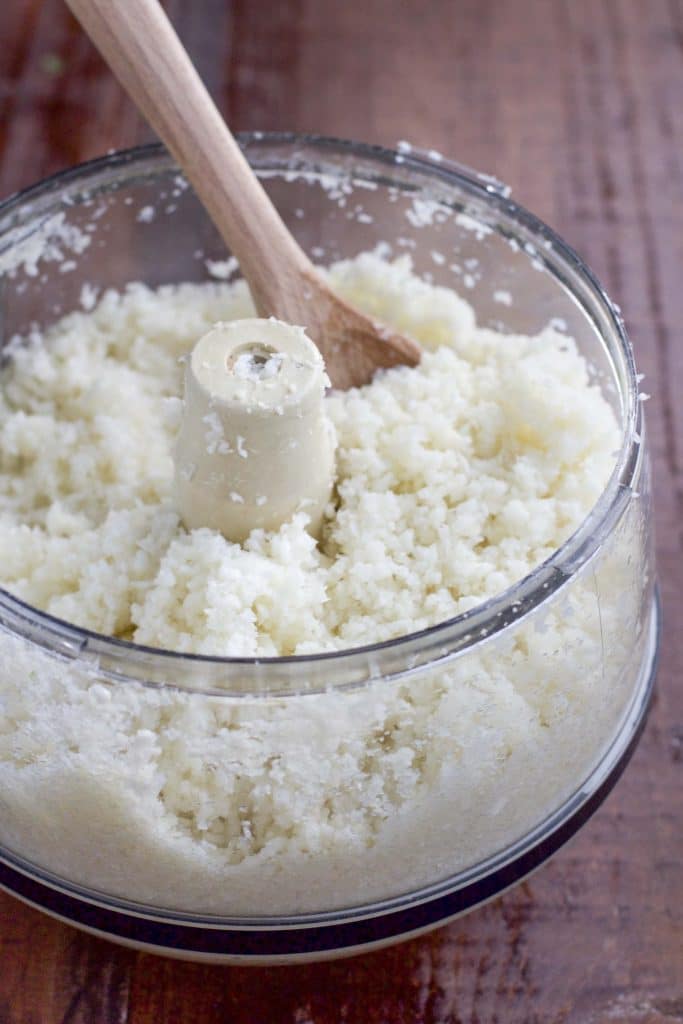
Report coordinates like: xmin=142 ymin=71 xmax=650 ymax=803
xmin=0 ymin=0 xmax=681 ymax=1021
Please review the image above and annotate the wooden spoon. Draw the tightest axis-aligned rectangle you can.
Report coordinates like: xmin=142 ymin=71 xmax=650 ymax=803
xmin=64 ymin=0 xmax=421 ymax=390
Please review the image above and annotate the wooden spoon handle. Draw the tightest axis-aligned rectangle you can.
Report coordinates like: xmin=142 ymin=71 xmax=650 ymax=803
xmin=65 ymin=0 xmax=311 ymax=310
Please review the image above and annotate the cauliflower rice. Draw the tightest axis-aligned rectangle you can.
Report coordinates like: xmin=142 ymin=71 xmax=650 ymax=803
xmin=0 ymin=253 xmax=647 ymax=915
xmin=0 ymin=253 xmax=618 ymax=653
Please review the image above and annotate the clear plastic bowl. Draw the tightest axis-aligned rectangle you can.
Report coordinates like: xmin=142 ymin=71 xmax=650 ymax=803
xmin=0 ymin=136 xmax=658 ymax=963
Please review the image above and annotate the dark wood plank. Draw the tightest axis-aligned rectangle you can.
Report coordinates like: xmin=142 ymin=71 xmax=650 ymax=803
xmin=0 ymin=1 xmax=681 ymax=1022
xmin=0 ymin=892 xmax=133 ymax=1024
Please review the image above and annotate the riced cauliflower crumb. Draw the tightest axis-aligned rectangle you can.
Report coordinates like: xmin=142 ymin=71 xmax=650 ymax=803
xmin=0 ymin=253 xmax=618 ymax=655
xmin=0 ymin=253 xmax=649 ymax=917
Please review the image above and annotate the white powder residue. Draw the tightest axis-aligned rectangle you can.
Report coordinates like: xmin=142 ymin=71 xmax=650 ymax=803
xmin=136 ymin=205 xmax=155 ymax=224
xmin=0 ymin=212 xmax=91 ymax=278
xmin=205 ymin=256 xmax=240 ymax=281
xmin=455 ymin=211 xmax=493 ymax=240
xmin=202 ymin=411 xmax=230 ymax=455
xmin=406 ymin=198 xmax=445 ymax=227
xmin=550 ymin=316 xmax=568 ymax=332
xmin=79 ymin=282 xmax=99 ymax=311
xmin=232 ymin=350 xmax=283 ymax=380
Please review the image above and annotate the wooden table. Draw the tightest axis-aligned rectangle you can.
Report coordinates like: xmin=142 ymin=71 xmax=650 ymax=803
xmin=0 ymin=1 xmax=681 ymax=1021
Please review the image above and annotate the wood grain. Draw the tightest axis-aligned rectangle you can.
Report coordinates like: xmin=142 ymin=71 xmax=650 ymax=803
xmin=0 ymin=1 xmax=681 ymax=1022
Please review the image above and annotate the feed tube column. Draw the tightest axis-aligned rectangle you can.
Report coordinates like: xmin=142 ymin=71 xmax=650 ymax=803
xmin=174 ymin=318 xmax=336 ymax=542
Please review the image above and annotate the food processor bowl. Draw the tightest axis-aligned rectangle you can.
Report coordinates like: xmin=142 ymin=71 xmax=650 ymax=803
xmin=0 ymin=136 xmax=658 ymax=963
